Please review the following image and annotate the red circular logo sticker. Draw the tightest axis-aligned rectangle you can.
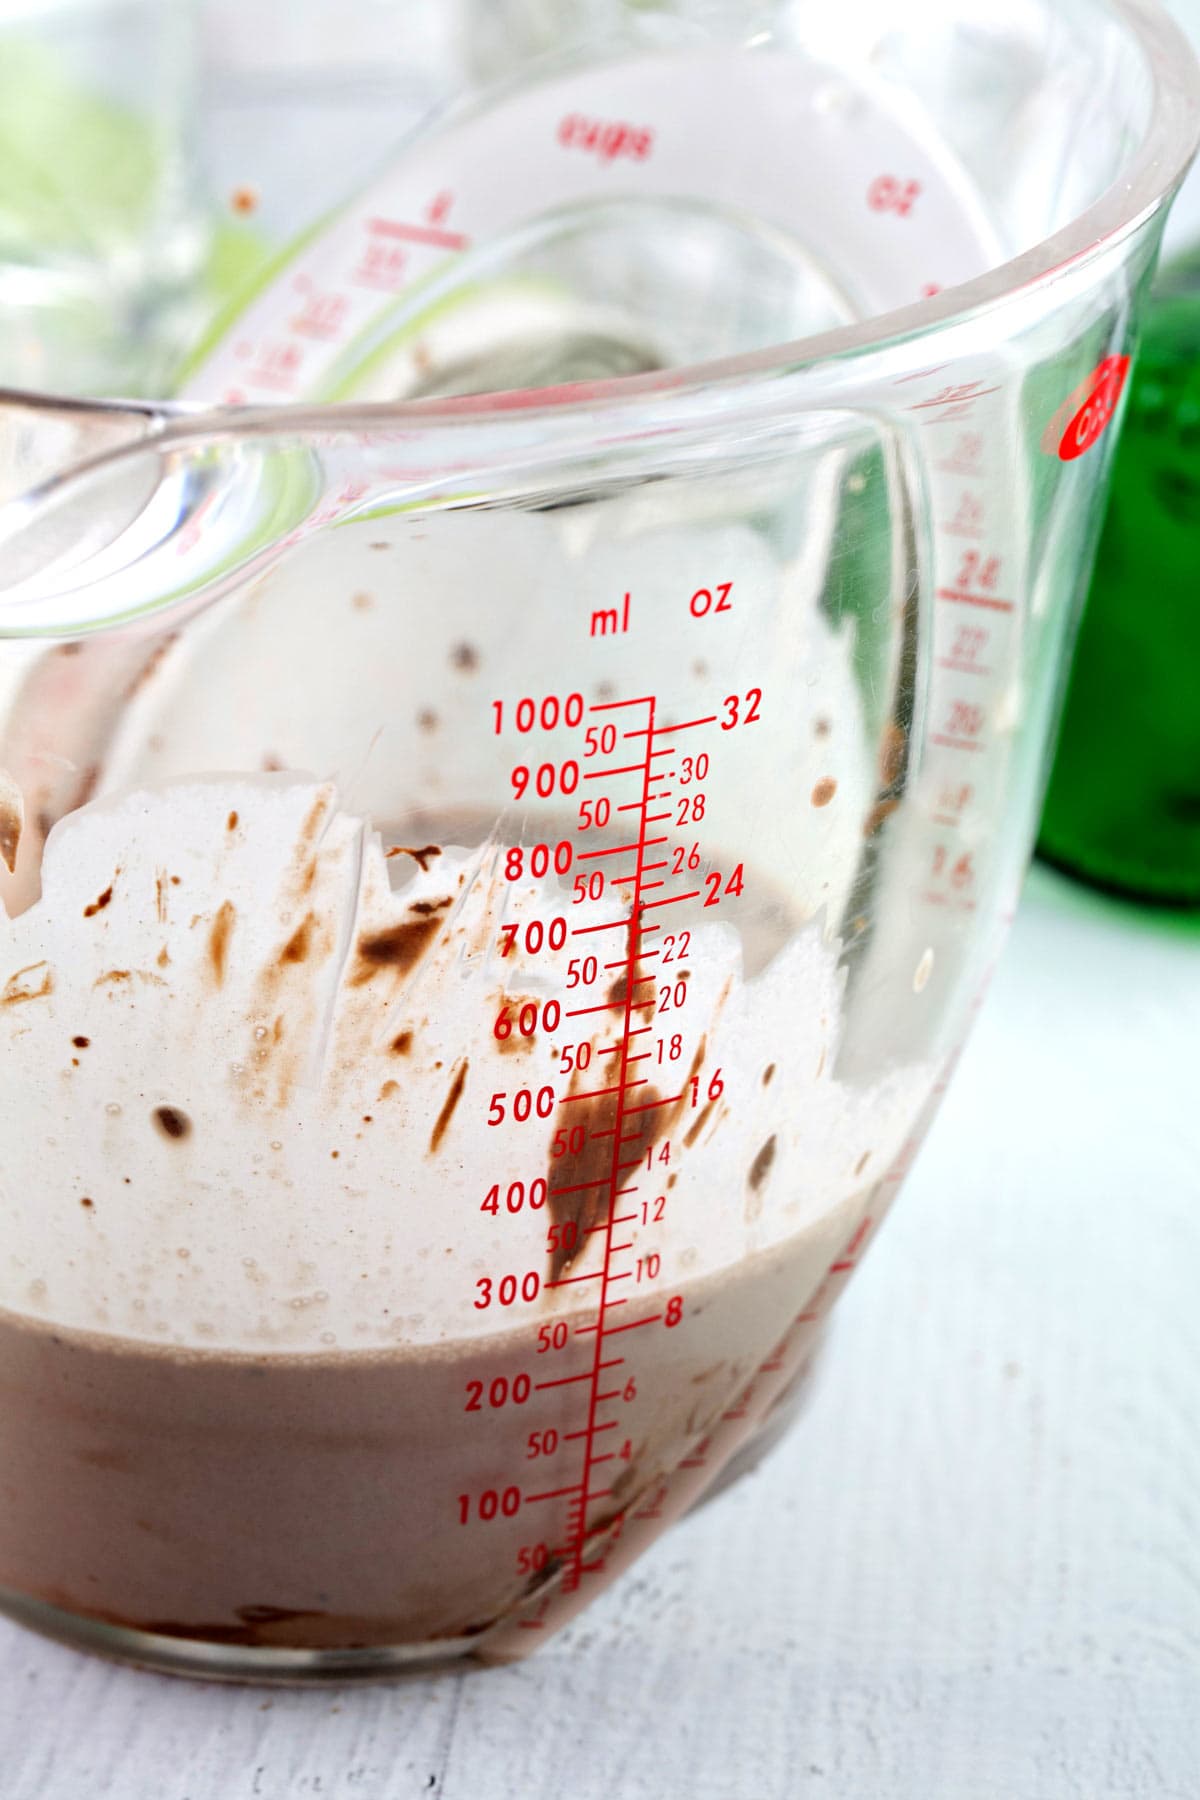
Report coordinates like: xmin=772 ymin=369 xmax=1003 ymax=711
xmin=1048 ymin=354 xmax=1131 ymax=463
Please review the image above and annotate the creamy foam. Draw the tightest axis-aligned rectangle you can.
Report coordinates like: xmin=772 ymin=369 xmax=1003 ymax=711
xmin=0 ymin=775 xmax=927 ymax=1351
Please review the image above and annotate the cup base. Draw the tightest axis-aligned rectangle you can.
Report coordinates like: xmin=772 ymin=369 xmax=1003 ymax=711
xmin=0 ymin=1332 xmax=828 ymax=1684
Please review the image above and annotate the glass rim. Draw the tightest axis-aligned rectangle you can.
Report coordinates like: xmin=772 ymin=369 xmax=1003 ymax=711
xmin=4 ymin=0 xmax=1200 ymax=443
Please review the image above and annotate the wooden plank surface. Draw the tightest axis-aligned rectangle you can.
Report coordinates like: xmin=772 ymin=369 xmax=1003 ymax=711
xmin=2 ymin=866 xmax=1197 ymax=1799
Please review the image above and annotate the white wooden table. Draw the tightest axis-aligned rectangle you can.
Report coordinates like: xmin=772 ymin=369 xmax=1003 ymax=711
xmin=2 ymin=865 xmax=1197 ymax=1799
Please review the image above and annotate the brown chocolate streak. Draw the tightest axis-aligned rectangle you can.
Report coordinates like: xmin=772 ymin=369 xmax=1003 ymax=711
xmin=208 ymin=901 xmax=236 ymax=986
xmin=546 ymin=1080 xmax=663 ymax=1281
xmin=748 ymin=1136 xmax=777 ymax=1192
xmin=1 ymin=963 xmax=52 ymax=1006
xmin=153 ymin=1106 xmax=192 ymax=1142
xmin=545 ymin=923 xmax=709 ymax=1278
xmin=0 ymin=780 xmax=21 ymax=874
xmin=429 ymin=1061 xmax=468 ymax=1154
xmin=352 ymin=917 xmax=442 ymax=984
xmin=385 ymin=845 xmax=441 ymax=872
xmin=281 ymin=914 xmax=314 ymax=964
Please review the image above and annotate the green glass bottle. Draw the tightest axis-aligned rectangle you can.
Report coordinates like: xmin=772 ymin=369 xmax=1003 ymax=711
xmin=1039 ymin=252 xmax=1200 ymax=907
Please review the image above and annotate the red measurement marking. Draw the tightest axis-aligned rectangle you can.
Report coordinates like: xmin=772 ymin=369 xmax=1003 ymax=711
xmin=368 ymin=214 xmax=468 ymax=251
xmin=930 ymin=734 xmax=985 ymax=754
xmin=561 ymin=694 xmax=658 ymax=1594
xmin=931 ymin=814 xmax=960 ymax=828
xmin=290 ymin=293 xmax=348 ymax=340
xmin=561 ymin=1081 xmax=636 ymax=1105
xmin=936 ymin=658 xmax=993 ymax=676
xmin=867 ymin=174 xmax=922 ymax=216
xmin=351 ymin=245 xmax=410 ymax=293
xmin=624 ymin=1092 xmax=686 ymax=1118
xmin=602 ymin=1311 xmax=662 ymax=1336
xmin=908 ymin=382 xmax=999 ymax=411
xmin=844 ymin=1218 xmax=872 ymax=1259
xmin=558 ymin=112 xmax=654 ymax=164
xmin=625 ymin=714 xmax=717 ymax=738
xmin=243 ymin=362 xmax=300 ymax=393
xmin=893 ymin=363 xmax=952 ymax=385
xmin=564 ymin=1421 xmax=617 ymax=1442
xmin=577 ymin=841 xmax=645 ymax=859
xmin=936 ymin=587 xmax=1014 ymax=614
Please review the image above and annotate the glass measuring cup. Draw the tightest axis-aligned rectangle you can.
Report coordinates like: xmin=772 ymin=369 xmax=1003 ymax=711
xmin=0 ymin=0 xmax=204 ymax=396
xmin=0 ymin=1 xmax=1195 ymax=1681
